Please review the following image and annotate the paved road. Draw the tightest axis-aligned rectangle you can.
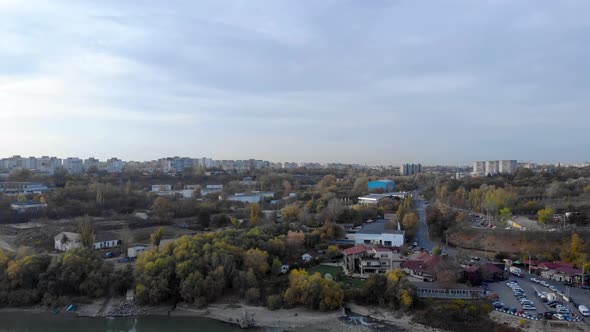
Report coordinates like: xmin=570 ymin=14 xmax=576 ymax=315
xmin=415 ymin=197 xmax=436 ymax=252
xmin=414 ymin=194 xmax=457 ymax=256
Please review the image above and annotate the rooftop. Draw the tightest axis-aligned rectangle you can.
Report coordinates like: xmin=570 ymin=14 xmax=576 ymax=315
xmin=411 ymin=281 xmax=484 ymax=291
xmin=357 ymin=220 xmax=404 ymax=235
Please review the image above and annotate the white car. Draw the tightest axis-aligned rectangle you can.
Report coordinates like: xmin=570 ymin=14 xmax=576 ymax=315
xmin=554 ymin=313 xmax=565 ymax=320
xmin=522 ymin=305 xmax=537 ymax=311
xmin=541 ymin=281 xmax=550 ymax=287
xmin=549 ymin=286 xmax=557 ymax=291
xmin=531 ymin=278 xmax=539 ymax=283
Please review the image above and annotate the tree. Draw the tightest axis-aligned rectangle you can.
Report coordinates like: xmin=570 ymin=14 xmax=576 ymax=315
xmin=151 ymin=197 xmax=174 ymax=220
xmin=401 ymin=212 xmax=419 ymax=239
xmin=537 ymin=207 xmax=555 ymax=224
xmin=499 ymin=207 xmax=512 ymax=222
xmin=230 ymin=216 xmax=241 ymax=228
xmin=432 ymin=246 xmax=442 ymax=256
xmin=150 ymin=227 xmax=164 ymax=249
xmin=249 ymin=203 xmax=261 ymax=225
xmin=243 ymin=248 xmax=269 ymax=277
xmin=77 ymin=216 xmax=95 ymax=248
xmin=282 ymin=204 xmax=302 ymax=222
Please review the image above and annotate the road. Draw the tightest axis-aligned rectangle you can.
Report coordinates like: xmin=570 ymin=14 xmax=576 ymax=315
xmin=414 ymin=194 xmax=458 ymax=256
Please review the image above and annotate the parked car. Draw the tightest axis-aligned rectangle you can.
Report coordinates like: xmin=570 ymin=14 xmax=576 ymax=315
xmin=557 ymin=308 xmax=571 ymax=314
xmin=549 ymin=286 xmax=558 ymax=292
xmin=545 ymin=311 xmax=557 ymax=319
xmin=522 ymin=305 xmax=536 ymax=311
xmin=553 ymin=313 xmax=565 ymax=320
xmin=492 ymin=302 xmax=504 ymax=309
xmin=531 ymin=278 xmax=539 ymax=283
xmin=541 ymin=281 xmax=550 ymax=287
xmin=578 ymin=305 xmax=590 ymax=317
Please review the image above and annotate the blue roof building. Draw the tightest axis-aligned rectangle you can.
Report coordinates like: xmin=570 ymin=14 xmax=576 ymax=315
xmin=368 ymin=179 xmax=395 ymax=192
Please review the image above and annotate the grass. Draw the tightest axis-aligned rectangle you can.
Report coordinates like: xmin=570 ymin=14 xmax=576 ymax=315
xmin=307 ymin=265 xmax=366 ymax=289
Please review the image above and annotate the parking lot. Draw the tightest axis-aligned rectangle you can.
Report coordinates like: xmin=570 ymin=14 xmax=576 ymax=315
xmin=488 ymin=275 xmax=587 ymax=322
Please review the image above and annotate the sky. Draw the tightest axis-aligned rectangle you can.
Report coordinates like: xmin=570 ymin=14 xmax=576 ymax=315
xmin=1 ymin=0 xmax=589 ymax=165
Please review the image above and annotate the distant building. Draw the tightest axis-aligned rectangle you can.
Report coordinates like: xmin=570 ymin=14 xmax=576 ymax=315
xmin=226 ymin=192 xmax=274 ymax=203
xmin=358 ymin=192 xmax=408 ymax=205
xmin=84 ymin=158 xmax=100 ymax=171
xmin=400 ymin=163 xmax=422 ymax=176
xmin=54 ymin=232 xmax=82 ymax=252
xmin=63 ymin=157 xmax=84 ymax=174
xmin=355 ymin=219 xmax=405 ymax=247
xmin=473 ymin=160 xmax=518 ymax=175
xmin=106 ymin=158 xmax=124 ymax=173
xmin=10 ymin=201 xmax=48 ymax=213
xmin=37 ymin=156 xmax=62 ymax=175
xmin=151 ymin=184 xmax=172 ymax=192
xmin=368 ymin=179 xmax=395 ymax=192
xmin=400 ymin=251 xmax=439 ymax=282
xmin=127 ymin=246 xmax=147 ymax=258
xmin=0 ymin=182 xmax=49 ymax=194
xmin=160 ymin=157 xmax=195 ymax=173
xmin=201 ymin=184 xmax=223 ymax=196
xmin=283 ymin=162 xmax=298 ymax=169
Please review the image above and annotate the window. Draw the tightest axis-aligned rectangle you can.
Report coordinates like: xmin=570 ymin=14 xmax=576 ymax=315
xmin=384 ymin=241 xmax=392 ymax=246
xmin=364 ymin=240 xmax=370 ymax=244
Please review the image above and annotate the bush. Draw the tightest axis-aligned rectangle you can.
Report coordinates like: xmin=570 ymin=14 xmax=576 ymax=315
xmin=266 ymin=294 xmax=283 ymax=310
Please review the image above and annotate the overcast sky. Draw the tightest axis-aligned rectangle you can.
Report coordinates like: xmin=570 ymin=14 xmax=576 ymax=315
xmin=1 ymin=1 xmax=589 ymax=165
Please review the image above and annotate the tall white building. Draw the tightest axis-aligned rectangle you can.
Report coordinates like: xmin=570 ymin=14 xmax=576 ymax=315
xmin=37 ymin=156 xmax=62 ymax=174
xmin=473 ymin=160 xmax=518 ymax=175
xmin=106 ymin=158 xmax=124 ymax=173
xmin=63 ymin=157 xmax=84 ymax=174
xmin=84 ymin=158 xmax=100 ymax=171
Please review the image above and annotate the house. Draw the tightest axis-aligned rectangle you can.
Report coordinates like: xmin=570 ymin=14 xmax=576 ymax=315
xmin=302 ymin=250 xmax=319 ymax=263
xmin=400 ymin=251 xmax=439 ymax=282
xmin=343 ymin=245 xmax=404 ymax=277
xmin=10 ymin=201 xmax=47 ymax=213
xmin=463 ymin=265 xmax=482 ymax=285
xmin=413 ymin=282 xmax=485 ymax=299
xmin=201 ymin=184 xmax=223 ymax=196
xmin=368 ymin=179 xmax=395 ymax=192
xmin=93 ymin=232 xmax=121 ymax=250
xmin=537 ymin=261 xmax=583 ymax=283
xmin=355 ymin=219 xmax=405 ymax=247
xmin=226 ymin=192 xmax=275 ymax=203
xmin=481 ymin=263 xmax=505 ymax=281
xmin=54 ymin=232 xmax=82 ymax=252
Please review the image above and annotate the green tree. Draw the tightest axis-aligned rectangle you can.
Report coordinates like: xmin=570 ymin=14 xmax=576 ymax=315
xmin=499 ymin=207 xmax=513 ymax=222
xmin=150 ymin=227 xmax=164 ymax=249
xmin=537 ymin=207 xmax=555 ymax=224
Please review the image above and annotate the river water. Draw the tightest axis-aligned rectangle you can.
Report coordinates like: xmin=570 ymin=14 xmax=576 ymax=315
xmin=0 ymin=313 xmax=270 ymax=332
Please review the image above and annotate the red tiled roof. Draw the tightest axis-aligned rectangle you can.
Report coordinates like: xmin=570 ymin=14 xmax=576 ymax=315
xmin=465 ymin=265 xmax=480 ymax=273
xmin=343 ymin=245 xmax=367 ymax=256
xmin=482 ymin=263 xmax=503 ymax=274
xmin=538 ymin=261 xmax=576 ymax=270
xmin=401 ymin=260 xmax=434 ymax=273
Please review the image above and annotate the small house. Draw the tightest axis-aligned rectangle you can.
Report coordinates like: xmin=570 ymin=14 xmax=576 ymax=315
xmin=54 ymin=232 xmax=82 ymax=252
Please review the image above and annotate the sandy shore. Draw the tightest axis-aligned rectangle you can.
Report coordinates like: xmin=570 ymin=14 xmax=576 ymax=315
xmin=171 ymin=303 xmax=345 ymax=330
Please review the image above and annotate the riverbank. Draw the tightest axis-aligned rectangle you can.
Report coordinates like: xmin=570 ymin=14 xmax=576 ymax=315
xmin=1 ymin=300 xmax=439 ymax=332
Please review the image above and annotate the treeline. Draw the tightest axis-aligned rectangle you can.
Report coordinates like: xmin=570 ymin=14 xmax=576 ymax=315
xmin=427 ymin=167 xmax=590 ymax=224
xmin=133 ymin=223 xmax=344 ymax=310
xmin=0 ymin=248 xmax=132 ymax=307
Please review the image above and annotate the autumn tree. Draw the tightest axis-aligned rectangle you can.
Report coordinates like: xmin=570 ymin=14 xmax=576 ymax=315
xmin=499 ymin=207 xmax=513 ymax=222
xmin=77 ymin=216 xmax=95 ymax=248
xmin=401 ymin=212 xmax=419 ymax=239
xmin=150 ymin=227 xmax=164 ymax=249
xmin=282 ymin=204 xmax=302 ymax=222
xmin=249 ymin=203 xmax=261 ymax=225
xmin=243 ymin=248 xmax=269 ymax=277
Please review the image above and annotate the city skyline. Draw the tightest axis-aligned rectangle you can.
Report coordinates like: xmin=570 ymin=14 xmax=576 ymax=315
xmin=2 ymin=1 xmax=590 ymax=164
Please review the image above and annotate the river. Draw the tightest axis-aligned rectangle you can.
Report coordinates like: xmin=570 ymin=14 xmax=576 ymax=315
xmin=0 ymin=313 xmax=270 ymax=332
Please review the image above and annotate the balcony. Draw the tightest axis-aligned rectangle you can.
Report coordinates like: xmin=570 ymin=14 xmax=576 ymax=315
xmin=360 ymin=259 xmax=389 ymax=267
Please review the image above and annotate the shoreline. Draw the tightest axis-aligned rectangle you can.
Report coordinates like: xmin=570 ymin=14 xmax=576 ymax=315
xmin=0 ymin=301 xmax=439 ymax=332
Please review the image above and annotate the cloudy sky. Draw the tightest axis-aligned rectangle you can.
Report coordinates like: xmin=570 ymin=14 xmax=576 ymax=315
xmin=1 ymin=1 xmax=589 ymax=165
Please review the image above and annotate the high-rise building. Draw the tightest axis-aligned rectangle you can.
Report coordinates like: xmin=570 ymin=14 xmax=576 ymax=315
xmin=400 ymin=163 xmax=422 ymax=176
xmin=37 ymin=156 xmax=62 ymax=175
xmin=473 ymin=161 xmax=486 ymax=174
xmin=63 ymin=158 xmax=84 ymax=174
xmin=106 ymin=158 xmax=124 ymax=173
xmin=473 ymin=160 xmax=518 ymax=175
xmin=84 ymin=158 xmax=100 ymax=171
